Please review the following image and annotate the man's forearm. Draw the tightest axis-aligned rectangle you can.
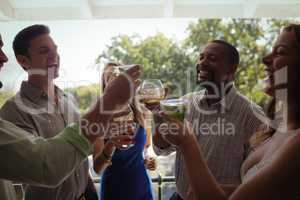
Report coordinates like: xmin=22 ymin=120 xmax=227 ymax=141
xmin=0 ymin=121 xmax=91 ymax=187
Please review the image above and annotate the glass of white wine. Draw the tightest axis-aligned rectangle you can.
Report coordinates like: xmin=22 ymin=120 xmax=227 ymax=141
xmin=138 ymin=79 xmax=165 ymax=106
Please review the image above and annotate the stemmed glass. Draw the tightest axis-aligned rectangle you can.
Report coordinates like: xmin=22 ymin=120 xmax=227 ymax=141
xmin=112 ymin=105 xmax=137 ymax=150
xmin=136 ymin=79 xmax=165 ymax=143
xmin=137 ymin=79 xmax=165 ymax=106
xmin=109 ymin=64 xmax=139 ymax=150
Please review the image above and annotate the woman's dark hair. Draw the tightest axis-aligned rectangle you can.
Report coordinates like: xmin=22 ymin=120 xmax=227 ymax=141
xmin=249 ymin=98 xmax=276 ymax=149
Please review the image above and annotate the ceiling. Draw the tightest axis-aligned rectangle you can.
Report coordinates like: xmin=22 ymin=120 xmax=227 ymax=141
xmin=1 ymin=0 xmax=300 ymax=21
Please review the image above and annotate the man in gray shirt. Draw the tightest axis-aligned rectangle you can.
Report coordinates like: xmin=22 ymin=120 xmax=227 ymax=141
xmin=153 ymin=40 xmax=264 ymax=199
xmin=0 ymin=32 xmax=141 ymax=200
xmin=0 ymin=24 xmax=88 ymax=200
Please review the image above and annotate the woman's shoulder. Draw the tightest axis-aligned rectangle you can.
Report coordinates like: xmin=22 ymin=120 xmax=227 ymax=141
xmin=283 ymin=130 xmax=300 ymax=149
xmin=273 ymin=130 xmax=300 ymax=166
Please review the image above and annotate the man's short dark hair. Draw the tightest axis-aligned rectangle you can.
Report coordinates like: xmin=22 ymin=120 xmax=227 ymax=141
xmin=211 ymin=40 xmax=240 ymax=68
xmin=13 ymin=24 xmax=50 ymax=57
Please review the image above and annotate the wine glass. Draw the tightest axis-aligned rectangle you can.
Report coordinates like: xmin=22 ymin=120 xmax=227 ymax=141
xmin=138 ymin=79 xmax=165 ymax=106
xmin=111 ymin=105 xmax=137 ymax=150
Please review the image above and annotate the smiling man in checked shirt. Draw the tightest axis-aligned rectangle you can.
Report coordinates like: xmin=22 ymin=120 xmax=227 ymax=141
xmin=153 ymin=40 xmax=264 ymax=200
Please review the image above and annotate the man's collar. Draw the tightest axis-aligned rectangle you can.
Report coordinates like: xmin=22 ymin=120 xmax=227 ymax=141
xmin=199 ymin=84 xmax=237 ymax=110
xmin=20 ymin=81 xmax=65 ymax=103
xmin=218 ymin=85 xmax=236 ymax=110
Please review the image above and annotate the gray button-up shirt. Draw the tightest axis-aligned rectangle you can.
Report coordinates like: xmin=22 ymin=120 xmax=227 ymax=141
xmin=0 ymin=81 xmax=88 ymax=200
xmin=154 ymin=86 xmax=264 ymax=199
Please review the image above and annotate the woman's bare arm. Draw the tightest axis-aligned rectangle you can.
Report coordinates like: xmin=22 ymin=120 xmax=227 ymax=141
xmin=181 ymin=133 xmax=300 ymax=200
xmin=93 ymin=138 xmax=115 ymax=173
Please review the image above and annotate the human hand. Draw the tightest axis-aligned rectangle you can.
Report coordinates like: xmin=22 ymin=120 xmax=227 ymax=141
xmin=144 ymin=156 xmax=157 ymax=171
xmin=112 ymin=105 xmax=133 ymax=120
xmin=151 ymin=112 xmax=174 ymax=149
xmin=103 ymin=64 xmax=142 ymax=112
xmin=153 ymin=112 xmax=193 ymax=148
xmin=80 ymin=65 xmax=141 ymax=142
